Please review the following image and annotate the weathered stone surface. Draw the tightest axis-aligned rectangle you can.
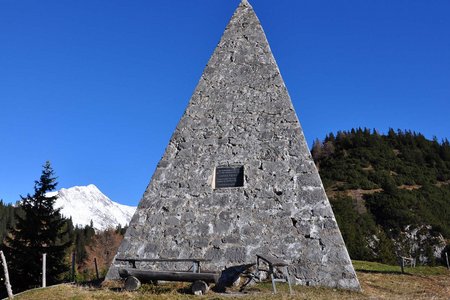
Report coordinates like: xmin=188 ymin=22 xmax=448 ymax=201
xmin=106 ymin=0 xmax=360 ymax=290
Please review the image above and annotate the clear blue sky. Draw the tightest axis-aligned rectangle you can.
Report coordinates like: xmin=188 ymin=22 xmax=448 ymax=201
xmin=1 ymin=0 xmax=449 ymax=206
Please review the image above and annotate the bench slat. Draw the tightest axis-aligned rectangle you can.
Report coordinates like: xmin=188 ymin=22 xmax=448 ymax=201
xmin=119 ymin=268 xmax=220 ymax=284
xmin=116 ymin=258 xmax=211 ymax=263
xmin=256 ymin=254 xmax=289 ymax=267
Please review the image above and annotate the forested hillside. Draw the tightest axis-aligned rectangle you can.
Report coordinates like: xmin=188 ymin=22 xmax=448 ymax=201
xmin=312 ymin=128 xmax=450 ymax=264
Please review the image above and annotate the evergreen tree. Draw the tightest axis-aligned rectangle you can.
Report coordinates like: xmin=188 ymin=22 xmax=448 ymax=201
xmin=311 ymin=138 xmax=322 ymax=161
xmin=0 ymin=200 xmax=17 ymax=245
xmin=4 ymin=161 xmax=70 ymax=291
xmin=376 ymin=229 xmax=397 ymax=264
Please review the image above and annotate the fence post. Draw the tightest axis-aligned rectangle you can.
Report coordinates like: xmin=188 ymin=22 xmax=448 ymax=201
xmin=0 ymin=250 xmax=14 ymax=299
xmin=446 ymin=252 xmax=449 ymax=270
xmin=94 ymin=258 xmax=99 ymax=280
xmin=42 ymin=253 xmax=46 ymax=287
xmin=399 ymin=257 xmax=404 ymax=274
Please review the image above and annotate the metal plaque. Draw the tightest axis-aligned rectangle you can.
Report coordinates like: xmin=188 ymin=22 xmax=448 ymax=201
xmin=215 ymin=166 xmax=244 ymax=188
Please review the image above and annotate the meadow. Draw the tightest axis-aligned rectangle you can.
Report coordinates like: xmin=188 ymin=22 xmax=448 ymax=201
xmin=10 ymin=261 xmax=449 ymax=300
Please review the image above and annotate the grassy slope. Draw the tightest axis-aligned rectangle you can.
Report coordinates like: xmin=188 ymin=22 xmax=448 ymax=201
xmin=11 ymin=261 xmax=450 ymax=300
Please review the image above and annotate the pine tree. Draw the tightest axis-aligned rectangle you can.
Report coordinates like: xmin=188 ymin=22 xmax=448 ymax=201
xmin=311 ymin=138 xmax=322 ymax=161
xmin=0 ymin=200 xmax=17 ymax=245
xmin=5 ymin=161 xmax=70 ymax=291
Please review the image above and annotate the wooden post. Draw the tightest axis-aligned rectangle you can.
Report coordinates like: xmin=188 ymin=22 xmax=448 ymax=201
xmin=399 ymin=257 xmax=405 ymax=274
xmin=445 ymin=252 xmax=449 ymax=270
xmin=71 ymin=252 xmax=76 ymax=282
xmin=192 ymin=261 xmax=199 ymax=273
xmin=94 ymin=258 xmax=99 ymax=280
xmin=0 ymin=250 xmax=14 ymax=299
xmin=42 ymin=253 xmax=46 ymax=287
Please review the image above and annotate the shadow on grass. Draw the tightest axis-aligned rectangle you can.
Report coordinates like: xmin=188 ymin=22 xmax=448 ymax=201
xmin=139 ymin=283 xmax=176 ymax=294
xmin=176 ymin=284 xmax=192 ymax=294
xmin=356 ymin=269 xmax=411 ymax=275
xmin=78 ymin=277 xmax=124 ymax=292
xmin=78 ymin=277 xmax=105 ymax=287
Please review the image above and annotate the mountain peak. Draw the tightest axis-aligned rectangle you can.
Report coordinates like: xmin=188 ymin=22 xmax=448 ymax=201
xmin=52 ymin=185 xmax=136 ymax=231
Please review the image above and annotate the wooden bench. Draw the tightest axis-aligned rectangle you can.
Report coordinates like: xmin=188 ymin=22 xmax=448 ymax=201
xmin=115 ymin=257 xmax=220 ymax=294
xmin=256 ymin=254 xmax=292 ymax=294
xmin=398 ymin=256 xmax=416 ymax=273
xmin=115 ymin=258 xmax=209 ymax=273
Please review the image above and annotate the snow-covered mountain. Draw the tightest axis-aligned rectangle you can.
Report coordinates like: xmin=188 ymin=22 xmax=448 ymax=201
xmin=48 ymin=184 xmax=136 ymax=231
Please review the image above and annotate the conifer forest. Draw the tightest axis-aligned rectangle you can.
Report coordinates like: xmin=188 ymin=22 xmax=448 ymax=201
xmin=312 ymin=128 xmax=450 ymax=264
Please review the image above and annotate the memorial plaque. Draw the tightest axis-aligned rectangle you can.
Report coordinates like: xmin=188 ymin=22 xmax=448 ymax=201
xmin=215 ymin=166 xmax=244 ymax=188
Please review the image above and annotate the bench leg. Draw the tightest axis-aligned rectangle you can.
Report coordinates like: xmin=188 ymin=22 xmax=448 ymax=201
xmin=256 ymin=257 xmax=261 ymax=281
xmin=239 ymin=273 xmax=258 ymax=292
xmin=284 ymin=266 xmax=292 ymax=294
xmin=270 ymin=273 xmax=277 ymax=293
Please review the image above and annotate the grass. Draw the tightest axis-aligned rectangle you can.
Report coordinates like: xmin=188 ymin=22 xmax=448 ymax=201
xmin=11 ymin=283 xmax=362 ymax=300
xmin=352 ymin=260 xmax=449 ymax=275
xmin=9 ymin=261 xmax=450 ymax=300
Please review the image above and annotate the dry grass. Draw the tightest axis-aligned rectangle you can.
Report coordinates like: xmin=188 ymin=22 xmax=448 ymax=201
xmin=358 ymin=272 xmax=449 ymax=300
xmin=11 ymin=263 xmax=450 ymax=300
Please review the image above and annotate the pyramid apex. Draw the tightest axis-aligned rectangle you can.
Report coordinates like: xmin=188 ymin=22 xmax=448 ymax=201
xmin=240 ymin=0 xmax=252 ymax=7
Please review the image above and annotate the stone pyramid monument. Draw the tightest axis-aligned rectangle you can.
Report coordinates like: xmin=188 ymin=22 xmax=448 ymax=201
xmin=107 ymin=0 xmax=360 ymax=290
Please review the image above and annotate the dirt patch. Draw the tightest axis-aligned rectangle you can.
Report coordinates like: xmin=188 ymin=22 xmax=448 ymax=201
xmin=398 ymin=184 xmax=422 ymax=190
